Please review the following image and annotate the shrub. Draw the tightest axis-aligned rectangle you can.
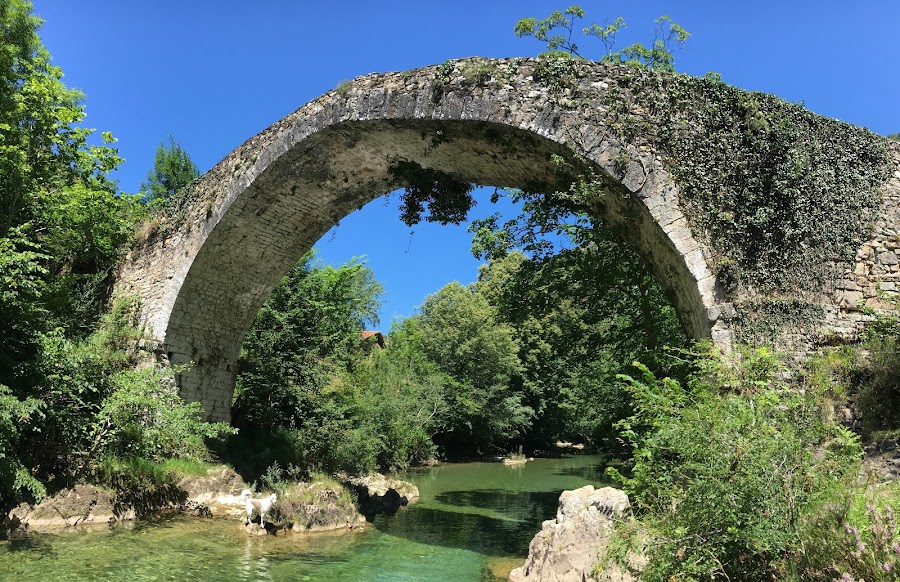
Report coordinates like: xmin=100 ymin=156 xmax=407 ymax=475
xmin=460 ymin=61 xmax=495 ymax=86
xmin=799 ymin=490 xmax=900 ymax=581
xmin=857 ymin=313 xmax=900 ymax=439
xmin=30 ymin=298 xmax=235 ymax=489
xmin=90 ymin=365 xmax=236 ymax=463
xmin=0 ymin=386 xmax=46 ymax=504
xmin=259 ymin=460 xmax=305 ymax=494
xmin=609 ymin=344 xmax=862 ymax=580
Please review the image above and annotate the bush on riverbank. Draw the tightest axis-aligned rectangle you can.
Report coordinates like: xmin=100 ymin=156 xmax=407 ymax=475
xmin=1 ymin=299 xmax=236 ymax=508
xmin=856 ymin=305 xmax=900 ymax=441
xmin=607 ymin=344 xmax=865 ymax=580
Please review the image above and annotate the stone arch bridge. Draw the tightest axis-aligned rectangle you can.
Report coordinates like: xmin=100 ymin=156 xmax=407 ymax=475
xmin=116 ymin=58 xmax=900 ymax=422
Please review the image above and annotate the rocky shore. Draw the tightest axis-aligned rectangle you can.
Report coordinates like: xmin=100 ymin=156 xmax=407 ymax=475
xmin=509 ymin=485 xmax=644 ymax=582
xmin=3 ymin=465 xmax=417 ymax=537
xmin=338 ymin=472 xmax=420 ymax=520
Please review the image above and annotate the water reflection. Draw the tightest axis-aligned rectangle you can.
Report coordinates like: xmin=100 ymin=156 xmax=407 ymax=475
xmin=0 ymin=455 xmax=608 ymax=581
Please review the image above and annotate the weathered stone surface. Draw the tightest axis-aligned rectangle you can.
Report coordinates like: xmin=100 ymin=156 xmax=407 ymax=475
xmin=7 ymin=485 xmax=123 ymax=531
xmin=177 ymin=465 xmax=249 ymax=518
xmin=824 ymin=139 xmax=900 ymax=341
xmin=509 ymin=485 xmax=639 ymax=582
xmin=267 ymin=482 xmax=366 ymax=534
xmin=285 ymin=499 xmax=365 ymax=533
xmin=339 ymin=472 xmax=419 ymax=520
xmin=3 ymin=468 xmax=373 ymax=537
xmin=5 ymin=467 xmax=249 ymax=533
xmin=114 ymin=58 xmax=900 ymax=421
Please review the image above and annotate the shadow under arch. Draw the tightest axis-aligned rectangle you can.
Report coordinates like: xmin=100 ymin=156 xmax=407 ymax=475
xmin=117 ymin=60 xmax=724 ymax=422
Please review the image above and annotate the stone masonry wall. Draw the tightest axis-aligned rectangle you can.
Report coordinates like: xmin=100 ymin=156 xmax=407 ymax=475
xmin=115 ymin=58 xmax=897 ymax=421
xmin=827 ymin=141 xmax=900 ymax=338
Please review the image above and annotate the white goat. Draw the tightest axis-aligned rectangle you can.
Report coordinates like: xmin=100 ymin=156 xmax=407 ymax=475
xmin=240 ymin=489 xmax=278 ymax=528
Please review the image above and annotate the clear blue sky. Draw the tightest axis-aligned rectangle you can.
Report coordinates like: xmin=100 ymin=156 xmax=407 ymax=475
xmin=33 ymin=1 xmax=900 ymax=328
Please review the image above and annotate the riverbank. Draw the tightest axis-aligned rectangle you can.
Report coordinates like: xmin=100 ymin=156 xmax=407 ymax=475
xmin=2 ymin=464 xmax=418 ymax=538
xmin=0 ymin=455 xmax=609 ymax=580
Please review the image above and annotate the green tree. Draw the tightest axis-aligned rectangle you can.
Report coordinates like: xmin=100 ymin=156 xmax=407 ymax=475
xmin=888 ymin=132 xmax=899 ymax=142
xmin=609 ymin=347 xmax=861 ymax=580
xmin=477 ymin=248 xmax=682 ymax=449
xmin=0 ymin=1 xmax=157 ymax=505
xmin=470 ymin=182 xmax=684 ymax=448
xmin=0 ymin=0 xmax=133 ymax=337
xmin=514 ymin=5 xmax=690 ymax=71
xmin=231 ymin=252 xmax=389 ymax=475
xmin=140 ymin=135 xmax=199 ymax=204
xmin=0 ymin=1 xmax=118 ymax=236
xmin=410 ymin=281 xmax=532 ymax=454
xmin=234 ymin=252 xmax=382 ymax=431
xmin=330 ymin=329 xmax=451 ymax=471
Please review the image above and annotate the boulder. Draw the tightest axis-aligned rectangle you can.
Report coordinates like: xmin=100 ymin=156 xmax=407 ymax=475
xmin=339 ymin=472 xmax=419 ymax=520
xmin=275 ymin=482 xmax=366 ymax=533
xmin=502 ymin=457 xmax=530 ymax=466
xmin=6 ymin=465 xmax=246 ymax=533
xmin=509 ymin=485 xmax=640 ymax=582
xmin=177 ymin=466 xmax=249 ymax=517
xmin=8 ymin=484 xmax=125 ymax=531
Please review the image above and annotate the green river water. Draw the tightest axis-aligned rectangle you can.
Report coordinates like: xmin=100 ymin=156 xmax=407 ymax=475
xmin=0 ymin=455 xmax=607 ymax=581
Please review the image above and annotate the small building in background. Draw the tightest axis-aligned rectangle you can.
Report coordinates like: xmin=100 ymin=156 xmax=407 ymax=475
xmin=361 ymin=330 xmax=386 ymax=349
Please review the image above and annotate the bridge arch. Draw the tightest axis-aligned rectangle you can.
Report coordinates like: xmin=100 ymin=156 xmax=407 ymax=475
xmin=117 ymin=58 xmax=897 ymax=422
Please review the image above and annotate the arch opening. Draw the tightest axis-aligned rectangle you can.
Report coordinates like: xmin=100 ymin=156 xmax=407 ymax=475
xmin=154 ymin=119 xmax=714 ymax=421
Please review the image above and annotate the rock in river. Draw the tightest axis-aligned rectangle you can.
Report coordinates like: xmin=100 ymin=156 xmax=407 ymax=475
xmin=509 ymin=485 xmax=641 ymax=582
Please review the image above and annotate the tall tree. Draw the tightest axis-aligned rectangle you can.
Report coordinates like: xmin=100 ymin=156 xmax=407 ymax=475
xmin=409 ymin=281 xmax=532 ymax=454
xmin=140 ymin=135 xmax=199 ymax=203
xmin=0 ymin=0 xmax=133 ymax=351
xmin=469 ymin=180 xmax=685 ymax=448
xmin=0 ymin=0 xmax=142 ymax=504
xmin=230 ymin=252 xmax=393 ymax=474
xmin=234 ymin=251 xmax=382 ymax=430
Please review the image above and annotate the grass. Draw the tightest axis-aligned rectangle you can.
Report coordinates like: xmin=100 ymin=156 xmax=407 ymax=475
xmin=91 ymin=456 xmax=224 ymax=489
xmin=280 ymin=472 xmax=355 ymax=507
xmin=335 ymin=80 xmax=352 ymax=95
xmin=158 ymin=458 xmax=221 ymax=477
xmin=460 ymin=61 xmax=495 ymax=86
xmin=92 ymin=456 xmax=170 ymax=485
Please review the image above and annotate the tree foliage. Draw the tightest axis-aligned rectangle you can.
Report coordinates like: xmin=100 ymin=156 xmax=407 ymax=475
xmin=409 ymin=281 xmax=532 ymax=454
xmin=330 ymin=331 xmax=450 ymax=471
xmin=0 ymin=0 xmax=139 ymax=337
xmin=0 ymin=2 xmax=225 ymax=507
xmin=468 ymin=178 xmax=685 ymax=448
xmin=231 ymin=253 xmax=426 ymax=476
xmin=477 ymin=247 xmax=681 ymax=448
xmin=609 ymin=346 xmax=862 ymax=580
xmin=514 ymin=5 xmax=690 ymax=71
xmin=234 ymin=252 xmax=382 ymax=432
xmin=140 ymin=135 xmax=199 ymax=204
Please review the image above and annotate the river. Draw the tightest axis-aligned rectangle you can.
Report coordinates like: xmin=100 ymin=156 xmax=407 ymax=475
xmin=0 ymin=455 xmax=608 ymax=581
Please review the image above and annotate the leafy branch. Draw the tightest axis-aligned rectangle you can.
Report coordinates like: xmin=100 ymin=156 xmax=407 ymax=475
xmin=514 ymin=6 xmax=691 ymax=72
